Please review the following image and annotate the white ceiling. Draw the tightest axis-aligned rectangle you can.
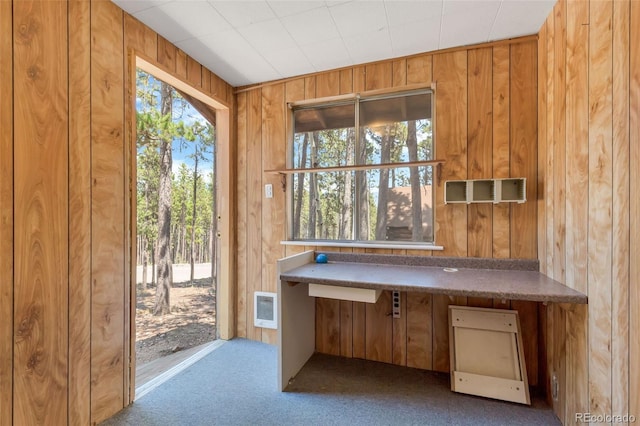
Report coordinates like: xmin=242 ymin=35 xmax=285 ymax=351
xmin=112 ymin=0 xmax=554 ymax=87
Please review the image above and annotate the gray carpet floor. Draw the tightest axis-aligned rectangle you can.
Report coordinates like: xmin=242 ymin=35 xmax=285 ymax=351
xmin=102 ymin=338 xmax=560 ymax=426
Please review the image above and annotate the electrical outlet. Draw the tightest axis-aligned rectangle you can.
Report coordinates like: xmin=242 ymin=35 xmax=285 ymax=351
xmin=265 ymin=184 xmax=273 ymax=199
xmin=392 ymin=291 xmax=401 ymax=318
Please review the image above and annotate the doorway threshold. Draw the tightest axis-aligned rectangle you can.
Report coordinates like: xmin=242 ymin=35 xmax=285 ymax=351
xmin=136 ymin=339 xmax=226 ymax=400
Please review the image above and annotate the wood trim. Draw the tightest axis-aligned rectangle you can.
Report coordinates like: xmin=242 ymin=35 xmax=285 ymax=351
xmin=235 ymin=34 xmax=539 ymax=94
xmin=265 ymin=159 xmax=445 ymax=174
xmin=136 ymin=57 xmax=230 ymax=109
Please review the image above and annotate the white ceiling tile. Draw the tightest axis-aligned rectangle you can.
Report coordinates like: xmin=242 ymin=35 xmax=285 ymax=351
xmin=490 ymin=0 xmax=555 ymax=41
xmin=343 ymin=28 xmax=393 ymax=64
xmin=280 ymin=6 xmax=340 ymax=46
xmin=442 ymin=0 xmax=501 ymax=16
xmin=329 ymin=1 xmax=388 ymax=38
xmin=112 ymin=0 xmax=555 ymax=86
xmin=384 ymin=0 xmax=443 ymax=27
xmin=300 ymin=38 xmax=352 ymax=72
xmin=158 ymin=1 xmax=231 ymax=41
xmin=209 ymin=1 xmax=276 ymax=28
xmin=133 ymin=6 xmax=192 ymax=43
xmin=175 ymin=37 xmax=250 ymax=86
xmin=237 ymin=19 xmax=297 ymax=53
xmin=439 ymin=3 xmax=500 ymax=49
xmin=263 ymin=46 xmax=315 ymax=77
xmin=267 ymin=1 xmax=325 ymax=17
xmin=389 ymin=16 xmax=440 ymax=57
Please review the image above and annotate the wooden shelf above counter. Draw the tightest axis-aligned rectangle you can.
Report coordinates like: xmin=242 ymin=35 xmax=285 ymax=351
xmin=264 ymin=159 xmax=445 ymax=175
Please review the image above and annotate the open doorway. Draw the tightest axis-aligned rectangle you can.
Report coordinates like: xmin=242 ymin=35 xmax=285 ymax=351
xmin=133 ymin=67 xmax=218 ymax=387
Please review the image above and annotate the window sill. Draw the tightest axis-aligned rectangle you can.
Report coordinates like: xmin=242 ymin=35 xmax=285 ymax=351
xmin=280 ymin=240 xmax=444 ymax=251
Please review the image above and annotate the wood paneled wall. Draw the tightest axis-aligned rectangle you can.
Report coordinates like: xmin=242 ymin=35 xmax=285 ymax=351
xmin=539 ymin=0 xmax=639 ymax=423
xmin=0 ymin=1 xmax=233 ymax=424
xmin=235 ymin=38 xmax=540 ymax=384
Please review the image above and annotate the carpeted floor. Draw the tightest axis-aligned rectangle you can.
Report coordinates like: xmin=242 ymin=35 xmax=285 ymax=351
xmin=102 ymin=338 xmax=560 ymax=426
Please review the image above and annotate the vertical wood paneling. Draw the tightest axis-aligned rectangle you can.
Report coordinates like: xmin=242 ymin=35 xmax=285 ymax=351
xmin=235 ymin=92 xmax=248 ymax=338
xmin=353 ymin=302 xmax=366 ymax=359
xmin=612 ymin=0 xmax=630 ymax=418
xmin=406 ymin=54 xmax=432 ymax=85
xmin=365 ymin=291 xmax=392 ymax=363
xmin=13 ymin=1 xmax=69 ymax=424
xmin=588 ymin=0 xmax=613 ymax=416
xmin=68 ymin=0 xmax=92 ymax=423
xmin=0 ymin=0 xmax=13 ymax=423
xmin=630 ymin=0 xmax=640 ymax=418
xmin=316 ymin=299 xmax=341 ymax=356
xmin=552 ymin=1 xmax=567 ymax=279
xmin=175 ymin=49 xmax=187 ymax=79
xmin=391 ymin=59 xmax=406 ymax=87
xmin=544 ymin=12 xmax=555 ymax=278
xmin=433 ymin=51 xmax=468 ymax=257
xmin=261 ymin=84 xmax=285 ymax=344
xmin=432 ymin=51 xmax=468 ymax=374
xmin=541 ymin=0 xmax=637 ymax=419
xmin=340 ymin=301 xmax=353 ymax=358
xmin=365 ymin=62 xmax=392 ymax=91
xmin=353 ymin=66 xmax=365 ymax=93
xmin=246 ymin=88 xmax=263 ymax=342
xmin=90 ymin=2 xmax=125 ymax=422
xmin=492 ymin=45 xmax=511 ymax=259
xmin=565 ymin=0 xmax=589 ymax=296
xmin=339 ymin=69 xmax=353 ymax=94
xmin=406 ymin=293 xmax=432 ymax=370
xmin=537 ymin=24 xmax=547 ymax=279
xmin=186 ymin=56 xmax=201 ymax=88
xmin=156 ymin=36 xmax=175 ymax=73
xmin=124 ymin=15 xmax=157 ymax=60
xmin=316 ymin=71 xmax=340 ymax=98
xmin=510 ymin=41 xmax=537 ymax=260
xmin=201 ymin=68 xmax=211 ymax=95
xmin=467 ymin=48 xmax=493 ymax=258
xmin=3 ymin=2 xmax=235 ymax=422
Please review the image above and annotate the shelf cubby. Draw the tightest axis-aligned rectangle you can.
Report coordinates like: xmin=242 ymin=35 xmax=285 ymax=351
xmin=444 ymin=178 xmax=526 ymax=204
xmin=444 ymin=180 xmax=469 ymax=203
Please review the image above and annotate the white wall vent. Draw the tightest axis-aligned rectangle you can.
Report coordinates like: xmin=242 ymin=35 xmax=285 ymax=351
xmin=254 ymin=291 xmax=277 ymax=329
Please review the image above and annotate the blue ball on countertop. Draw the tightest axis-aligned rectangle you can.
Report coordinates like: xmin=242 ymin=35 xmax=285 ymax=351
xmin=315 ymin=253 xmax=328 ymax=263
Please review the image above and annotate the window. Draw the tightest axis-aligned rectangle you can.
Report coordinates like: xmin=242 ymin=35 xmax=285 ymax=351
xmin=289 ymin=89 xmax=435 ymax=245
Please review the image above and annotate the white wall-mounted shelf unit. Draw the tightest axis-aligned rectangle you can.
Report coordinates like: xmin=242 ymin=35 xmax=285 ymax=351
xmin=445 ymin=178 xmax=526 ymax=204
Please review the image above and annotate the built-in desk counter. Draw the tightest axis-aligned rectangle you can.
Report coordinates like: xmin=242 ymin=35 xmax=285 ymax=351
xmin=276 ymin=251 xmax=587 ymax=391
xmin=280 ymin=252 xmax=587 ymax=305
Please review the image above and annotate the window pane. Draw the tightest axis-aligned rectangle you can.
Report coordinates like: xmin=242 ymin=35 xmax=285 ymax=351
xmin=292 ymin=128 xmax=355 ymax=169
xmin=360 ymin=92 xmax=433 ymax=165
xmin=364 ymin=166 xmax=434 ymax=242
xmin=294 ymin=102 xmax=355 ymax=133
xmin=292 ymin=171 xmax=354 ymax=240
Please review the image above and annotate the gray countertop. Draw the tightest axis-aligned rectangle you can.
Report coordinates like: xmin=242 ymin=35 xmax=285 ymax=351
xmin=279 ymin=253 xmax=587 ymax=304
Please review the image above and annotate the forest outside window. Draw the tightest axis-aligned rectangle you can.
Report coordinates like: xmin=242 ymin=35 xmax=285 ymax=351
xmin=290 ymin=89 xmax=435 ymax=244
